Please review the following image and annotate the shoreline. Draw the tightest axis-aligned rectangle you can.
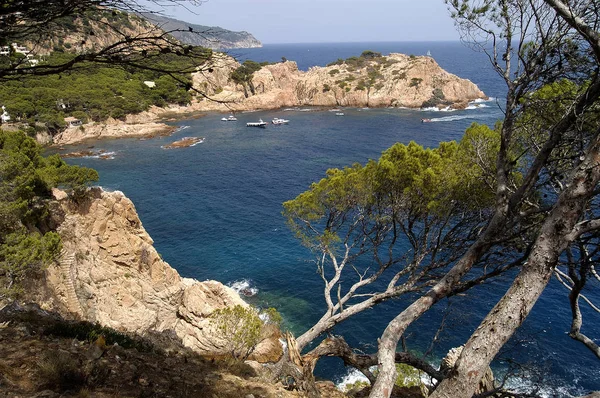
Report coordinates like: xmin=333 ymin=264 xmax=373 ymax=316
xmin=50 ymin=97 xmax=495 ymax=147
xmin=50 ymin=106 xmax=209 ymax=146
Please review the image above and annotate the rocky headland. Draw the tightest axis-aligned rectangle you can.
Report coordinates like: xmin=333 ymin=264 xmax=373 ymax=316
xmin=33 ymin=188 xmax=281 ymax=363
xmin=192 ymin=52 xmax=487 ymax=112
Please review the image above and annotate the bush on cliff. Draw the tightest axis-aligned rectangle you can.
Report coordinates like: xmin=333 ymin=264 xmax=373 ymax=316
xmin=210 ymin=305 xmax=281 ymax=361
xmin=0 ymin=130 xmax=98 ymax=299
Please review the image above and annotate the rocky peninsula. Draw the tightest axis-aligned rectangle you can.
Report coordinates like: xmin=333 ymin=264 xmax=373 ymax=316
xmin=192 ymin=52 xmax=487 ymax=111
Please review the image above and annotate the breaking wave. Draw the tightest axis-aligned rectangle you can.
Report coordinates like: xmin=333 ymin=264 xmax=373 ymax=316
xmin=336 ymin=368 xmax=370 ymax=392
xmin=228 ymin=279 xmax=259 ymax=297
xmin=428 ymin=115 xmax=473 ymax=122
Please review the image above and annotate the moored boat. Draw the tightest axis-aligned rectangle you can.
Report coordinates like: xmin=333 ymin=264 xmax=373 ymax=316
xmin=246 ymin=119 xmax=267 ymax=128
xmin=272 ymin=117 xmax=289 ymax=125
xmin=221 ymin=115 xmax=237 ymax=121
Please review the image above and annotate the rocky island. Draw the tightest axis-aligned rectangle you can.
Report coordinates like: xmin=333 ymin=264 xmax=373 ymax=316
xmin=162 ymin=136 xmax=205 ymax=149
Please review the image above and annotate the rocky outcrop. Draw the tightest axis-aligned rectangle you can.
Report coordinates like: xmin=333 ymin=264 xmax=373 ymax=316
xmin=192 ymin=53 xmax=487 ymax=112
xmin=51 ymin=104 xmax=205 ymax=145
xmin=41 ymin=188 xmax=280 ymax=361
xmin=52 ymin=115 xmax=176 ymax=146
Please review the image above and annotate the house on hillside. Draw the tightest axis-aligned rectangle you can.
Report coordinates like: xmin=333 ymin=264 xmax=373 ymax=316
xmin=6 ymin=43 xmax=39 ymax=65
xmin=64 ymin=116 xmax=82 ymax=127
xmin=1 ymin=106 xmax=10 ymax=123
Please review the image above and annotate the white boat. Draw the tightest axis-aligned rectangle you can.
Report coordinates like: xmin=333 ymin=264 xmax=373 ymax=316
xmin=272 ymin=117 xmax=289 ymax=125
xmin=247 ymin=119 xmax=267 ymax=128
xmin=221 ymin=115 xmax=237 ymax=121
xmin=335 ymin=112 xmax=344 ymax=116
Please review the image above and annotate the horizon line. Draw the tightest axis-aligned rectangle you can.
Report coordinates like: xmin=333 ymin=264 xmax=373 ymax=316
xmin=259 ymin=39 xmax=462 ymax=45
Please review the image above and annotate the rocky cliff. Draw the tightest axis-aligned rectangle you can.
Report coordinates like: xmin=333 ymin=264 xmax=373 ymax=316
xmin=192 ymin=52 xmax=487 ymax=111
xmin=38 ymin=188 xmax=280 ymax=361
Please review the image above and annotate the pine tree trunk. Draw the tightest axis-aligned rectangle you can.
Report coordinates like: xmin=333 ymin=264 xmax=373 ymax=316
xmin=430 ymin=136 xmax=600 ymax=397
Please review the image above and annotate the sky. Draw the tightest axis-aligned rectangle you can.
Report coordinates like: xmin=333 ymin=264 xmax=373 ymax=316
xmin=152 ymin=0 xmax=461 ymax=44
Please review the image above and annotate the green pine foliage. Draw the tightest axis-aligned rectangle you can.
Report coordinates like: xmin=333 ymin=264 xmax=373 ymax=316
xmin=210 ymin=305 xmax=282 ymax=360
xmin=0 ymin=130 xmax=98 ymax=299
xmin=0 ymin=50 xmax=206 ymax=132
xmin=283 ymin=125 xmax=502 ymax=249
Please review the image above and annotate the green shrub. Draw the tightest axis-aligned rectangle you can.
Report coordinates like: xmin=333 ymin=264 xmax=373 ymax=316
xmin=328 ymin=69 xmax=340 ymax=76
xmin=0 ymin=130 xmax=97 ymax=298
xmin=361 ymin=50 xmax=382 ymax=59
xmin=210 ymin=305 xmax=281 ymax=360
xmin=326 ymin=58 xmax=345 ymax=67
xmin=409 ymin=78 xmax=422 ymax=88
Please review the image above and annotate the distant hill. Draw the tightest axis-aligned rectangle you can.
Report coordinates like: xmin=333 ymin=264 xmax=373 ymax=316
xmin=140 ymin=13 xmax=262 ymax=50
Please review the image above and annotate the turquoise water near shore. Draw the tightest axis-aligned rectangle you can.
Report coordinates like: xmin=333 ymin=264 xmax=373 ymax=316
xmin=58 ymin=42 xmax=600 ymax=396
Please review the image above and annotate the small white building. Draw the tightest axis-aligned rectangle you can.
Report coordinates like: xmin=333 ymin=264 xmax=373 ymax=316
xmin=143 ymin=81 xmax=156 ymax=88
xmin=12 ymin=43 xmax=29 ymax=55
xmin=0 ymin=46 xmax=10 ymax=56
xmin=1 ymin=106 xmax=10 ymax=123
xmin=64 ymin=116 xmax=82 ymax=127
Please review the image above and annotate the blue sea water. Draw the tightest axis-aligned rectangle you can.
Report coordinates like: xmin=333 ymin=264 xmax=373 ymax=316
xmin=58 ymin=42 xmax=599 ymax=396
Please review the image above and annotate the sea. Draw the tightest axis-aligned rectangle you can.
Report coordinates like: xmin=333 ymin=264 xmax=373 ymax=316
xmin=57 ymin=42 xmax=599 ymax=396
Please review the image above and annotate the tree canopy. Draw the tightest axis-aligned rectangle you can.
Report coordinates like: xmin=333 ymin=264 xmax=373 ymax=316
xmin=0 ymin=130 xmax=98 ymax=298
xmin=281 ymin=1 xmax=600 ymax=397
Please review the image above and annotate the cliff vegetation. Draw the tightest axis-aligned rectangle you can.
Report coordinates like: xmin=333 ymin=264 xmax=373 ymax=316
xmin=0 ymin=130 xmax=97 ymax=300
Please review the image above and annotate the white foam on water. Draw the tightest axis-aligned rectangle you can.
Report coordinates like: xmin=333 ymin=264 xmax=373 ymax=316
xmin=336 ymin=368 xmax=370 ymax=392
xmin=471 ymin=97 xmax=496 ymax=103
xmin=421 ymin=106 xmax=456 ymax=112
xmin=189 ymin=138 xmax=205 ymax=147
xmin=78 ymin=151 xmax=116 ymax=159
xmin=465 ymin=104 xmax=490 ymax=110
xmin=430 ymin=115 xmax=472 ymax=122
xmin=504 ymin=376 xmax=580 ymax=398
xmin=229 ymin=279 xmax=259 ymax=297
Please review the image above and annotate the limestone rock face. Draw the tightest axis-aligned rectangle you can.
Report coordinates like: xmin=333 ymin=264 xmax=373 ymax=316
xmin=52 ymin=118 xmax=176 ymax=145
xmin=43 ymin=188 xmax=274 ymax=358
xmin=192 ymin=53 xmax=487 ymax=112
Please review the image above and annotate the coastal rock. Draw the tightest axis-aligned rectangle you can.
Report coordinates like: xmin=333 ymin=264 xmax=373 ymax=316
xmin=162 ymin=136 xmax=204 ymax=149
xmin=192 ymin=53 xmax=487 ymax=112
xmin=39 ymin=188 xmax=281 ymax=360
xmin=52 ymin=118 xmax=176 ymax=146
